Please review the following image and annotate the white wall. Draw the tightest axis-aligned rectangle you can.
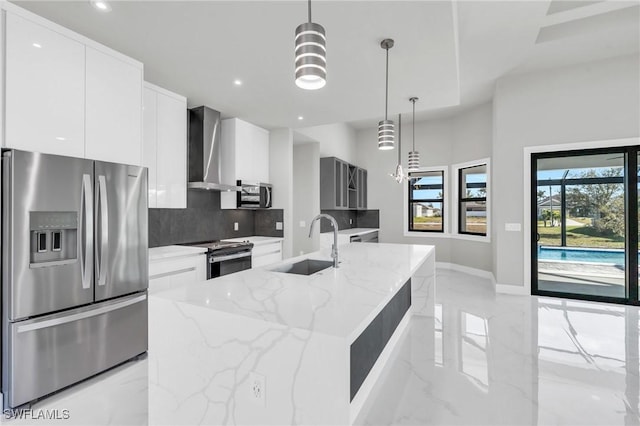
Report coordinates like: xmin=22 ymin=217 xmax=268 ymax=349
xmin=269 ymin=129 xmax=294 ymax=259
xmin=493 ymin=54 xmax=640 ymax=287
xmin=294 ymin=122 xmax=358 ymax=164
xmin=292 ymin=142 xmax=320 ymax=256
xmin=355 ymin=102 xmax=493 ymax=270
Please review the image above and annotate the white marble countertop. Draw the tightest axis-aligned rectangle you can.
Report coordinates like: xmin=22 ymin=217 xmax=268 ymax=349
xmin=222 ymin=236 xmax=284 ymax=246
xmin=149 ymin=245 xmax=207 ymax=261
xmin=321 ymin=227 xmax=379 ymax=237
xmin=153 ymin=242 xmax=433 ymax=341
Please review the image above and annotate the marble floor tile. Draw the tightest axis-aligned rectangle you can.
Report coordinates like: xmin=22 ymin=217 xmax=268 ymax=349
xmin=4 ymin=268 xmax=639 ymax=425
xmin=355 ymin=269 xmax=640 ymax=426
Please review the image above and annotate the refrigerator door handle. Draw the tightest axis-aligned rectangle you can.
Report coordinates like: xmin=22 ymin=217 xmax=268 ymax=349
xmin=16 ymin=294 xmax=147 ymax=333
xmin=97 ymin=175 xmax=109 ymax=286
xmin=80 ymin=174 xmax=93 ymax=290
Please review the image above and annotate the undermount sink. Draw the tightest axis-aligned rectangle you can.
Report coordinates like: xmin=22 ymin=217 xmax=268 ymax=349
xmin=271 ymin=259 xmax=334 ymax=276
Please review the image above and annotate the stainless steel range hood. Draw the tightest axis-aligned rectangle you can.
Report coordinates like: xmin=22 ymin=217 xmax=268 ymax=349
xmin=187 ymin=106 xmax=241 ymax=192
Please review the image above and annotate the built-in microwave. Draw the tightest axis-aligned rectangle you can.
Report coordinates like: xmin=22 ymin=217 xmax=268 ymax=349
xmin=237 ymin=181 xmax=272 ymax=209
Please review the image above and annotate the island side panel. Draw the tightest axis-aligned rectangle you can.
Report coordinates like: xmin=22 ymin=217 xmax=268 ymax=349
xmin=148 ymin=295 xmax=350 ymax=425
xmin=411 ymin=249 xmax=436 ymax=316
xmin=348 ymin=279 xmax=412 ymax=422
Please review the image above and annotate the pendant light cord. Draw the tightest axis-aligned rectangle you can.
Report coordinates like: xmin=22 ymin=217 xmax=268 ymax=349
xmin=385 ymin=48 xmax=389 ymax=120
xmin=308 ymin=0 xmax=312 ymax=22
xmin=397 ymin=114 xmax=401 ymax=163
xmin=412 ymin=99 xmax=416 ymax=151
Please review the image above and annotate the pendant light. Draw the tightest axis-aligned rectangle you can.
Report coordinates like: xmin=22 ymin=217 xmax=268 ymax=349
xmin=378 ymin=39 xmax=395 ymax=150
xmin=408 ymin=97 xmax=420 ymax=171
xmin=390 ymin=114 xmax=407 ymax=183
xmin=295 ymin=0 xmax=326 ymax=90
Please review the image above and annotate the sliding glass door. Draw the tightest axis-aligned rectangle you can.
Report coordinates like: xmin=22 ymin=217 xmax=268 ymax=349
xmin=532 ymin=146 xmax=639 ymax=305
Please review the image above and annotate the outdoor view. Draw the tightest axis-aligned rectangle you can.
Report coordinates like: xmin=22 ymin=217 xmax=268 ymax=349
xmin=536 ymin=153 xmax=627 ymax=298
xmin=409 ymin=171 xmax=444 ymax=232
xmin=460 ymin=165 xmax=487 ymax=235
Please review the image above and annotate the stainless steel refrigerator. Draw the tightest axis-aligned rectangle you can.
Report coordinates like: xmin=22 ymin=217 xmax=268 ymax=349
xmin=1 ymin=150 xmax=148 ymax=408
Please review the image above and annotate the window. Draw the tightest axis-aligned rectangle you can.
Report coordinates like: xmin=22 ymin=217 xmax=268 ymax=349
xmin=408 ymin=170 xmax=445 ymax=232
xmin=457 ymin=162 xmax=488 ymax=237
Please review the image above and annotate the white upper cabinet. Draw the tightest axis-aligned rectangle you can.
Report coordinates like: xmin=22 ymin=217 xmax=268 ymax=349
xmin=142 ymin=87 xmax=158 ymax=207
xmin=2 ymin=5 xmax=143 ymax=166
xmin=85 ymin=47 xmax=142 ymax=166
xmin=220 ymin=118 xmax=270 ymax=209
xmin=5 ymin=13 xmax=85 ymax=158
xmin=237 ymin=119 xmax=270 ymax=183
xmin=142 ymin=83 xmax=187 ymax=209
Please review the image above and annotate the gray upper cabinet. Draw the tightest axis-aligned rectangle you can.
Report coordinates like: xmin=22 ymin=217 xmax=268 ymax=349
xmin=357 ymin=168 xmax=367 ymax=209
xmin=320 ymin=157 xmax=367 ymax=210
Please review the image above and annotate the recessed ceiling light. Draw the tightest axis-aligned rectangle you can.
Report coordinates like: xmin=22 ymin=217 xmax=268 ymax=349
xmin=90 ymin=0 xmax=111 ymax=12
xmin=298 ymin=116 xmax=304 ymax=120
xmin=55 ymin=136 xmax=66 ymax=141
xmin=233 ymin=79 xmax=242 ymax=86
xmin=32 ymin=43 xmax=42 ymax=48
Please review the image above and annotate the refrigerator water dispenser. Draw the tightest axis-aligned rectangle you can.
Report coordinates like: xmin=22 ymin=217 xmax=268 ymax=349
xmin=29 ymin=211 xmax=77 ymax=267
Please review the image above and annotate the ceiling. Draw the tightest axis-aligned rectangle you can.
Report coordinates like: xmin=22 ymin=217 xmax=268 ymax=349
xmin=11 ymin=1 xmax=640 ymax=130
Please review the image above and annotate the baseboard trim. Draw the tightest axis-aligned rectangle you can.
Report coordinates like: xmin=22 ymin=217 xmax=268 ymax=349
xmin=436 ymin=262 xmax=494 ymax=280
xmin=495 ymin=283 xmax=530 ymax=295
xmin=436 ymin=262 xmax=530 ymax=296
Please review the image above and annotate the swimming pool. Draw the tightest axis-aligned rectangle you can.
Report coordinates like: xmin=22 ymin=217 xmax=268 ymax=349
xmin=538 ymin=246 xmax=628 ymax=265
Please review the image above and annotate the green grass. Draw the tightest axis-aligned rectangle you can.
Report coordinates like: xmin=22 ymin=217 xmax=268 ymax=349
xmin=537 ymin=222 xmax=624 ymax=249
xmin=414 ymin=217 xmax=442 ymax=223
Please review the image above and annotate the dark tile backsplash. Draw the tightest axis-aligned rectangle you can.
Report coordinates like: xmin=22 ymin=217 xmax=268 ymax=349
xmin=356 ymin=210 xmax=380 ymax=229
xmin=319 ymin=210 xmax=379 ymax=233
xmin=149 ymin=190 xmax=283 ymax=247
xmin=255 ymin=209 xmax=285 ymax=237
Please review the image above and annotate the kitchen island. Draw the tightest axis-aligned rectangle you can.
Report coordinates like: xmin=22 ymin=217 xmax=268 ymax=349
xmin=149 ymin=242 xmax=435 ymax=425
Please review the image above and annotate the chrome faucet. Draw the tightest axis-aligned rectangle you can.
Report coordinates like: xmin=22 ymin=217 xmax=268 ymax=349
xmin=309 ymin=214 xmax=339 ymax=268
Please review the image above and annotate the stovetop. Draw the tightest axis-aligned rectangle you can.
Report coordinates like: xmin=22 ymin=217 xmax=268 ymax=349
xmin=181 ymin=240 xmax=253 ymax=252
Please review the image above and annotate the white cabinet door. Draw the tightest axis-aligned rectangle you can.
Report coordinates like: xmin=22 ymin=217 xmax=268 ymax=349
xmin=251 ymin=241 xmax=283 ymax=268
xmin=229 ymin=118 xmax=270 ymax=183
xmin=142 ymin=87 xmax=158 ymax=208
xmin=156 ymin=92 xmax=187 ymax=208
xmin=85 ymin=47 xmax=142 ymax=166
xmin=149 ymin=268 xmax=198 ymax=295
xmin=5 ymin=13 xmax=85 ymax=158
xmin=234 ymin=120 xmax=254 ymax=181
xmin=250 ymin=124 xmax=270 ymax=183
xmin=149 ymin=254 xmax=207 ymax=294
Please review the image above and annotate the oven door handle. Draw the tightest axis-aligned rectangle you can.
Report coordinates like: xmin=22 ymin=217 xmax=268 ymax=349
xmin=210 ymin=252 xmax=252 ymax=263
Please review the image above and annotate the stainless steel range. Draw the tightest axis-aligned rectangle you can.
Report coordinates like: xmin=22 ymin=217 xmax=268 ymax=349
xmin=182 ymin=241 xmax=253 ymax=279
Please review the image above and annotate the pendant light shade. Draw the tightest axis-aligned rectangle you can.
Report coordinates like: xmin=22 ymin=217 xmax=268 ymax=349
xmin=378 ymin=120 xmax=394 ymax=150
xmin=408 ymin=97 xmax=421 ymax=171
xmin=295 ymin=0 xmax=326 ymax=90
xmin=378 ymin=38 xmax=395 ymax=150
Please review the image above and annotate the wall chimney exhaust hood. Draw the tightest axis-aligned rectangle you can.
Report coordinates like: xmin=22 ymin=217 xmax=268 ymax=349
xmin=187 ymin=106 xmax=241 ymax=192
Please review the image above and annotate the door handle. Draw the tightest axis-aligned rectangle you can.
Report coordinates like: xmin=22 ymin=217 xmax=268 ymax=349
xmin=80 ymin=174 xmax=93 ymax=290
xmin=265 ymin=187 xmax=271 ymax=208
xmin=96 ymin=175 xmax=109 ymax=286
xmin=17 ymin=294 xmax=146 ymax=333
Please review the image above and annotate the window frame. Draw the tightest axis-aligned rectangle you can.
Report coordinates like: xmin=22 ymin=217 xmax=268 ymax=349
xmin=453 ymin=158 xmax=491 ymax=242
xmin=404 ymin=166 xmax=449 ymax=236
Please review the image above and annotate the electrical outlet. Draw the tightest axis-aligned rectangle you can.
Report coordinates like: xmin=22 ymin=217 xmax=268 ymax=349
xmin=349 ymin=219 xmax=353 ymax=225
xmin=249 ymin=372 xmax=266 ymax=407
xmin=234 ymin=222 xmax=239 ymax=231
xmin=276 ymin=222 xmax=283 ymax=231
xmin=299 ymin=220 xmax=306 ymax=228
